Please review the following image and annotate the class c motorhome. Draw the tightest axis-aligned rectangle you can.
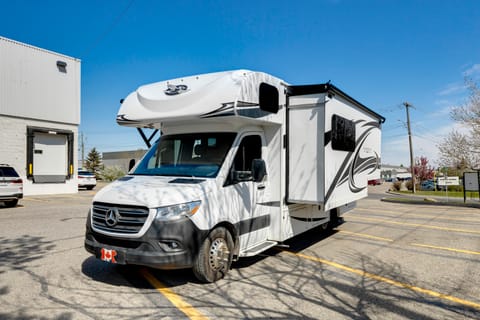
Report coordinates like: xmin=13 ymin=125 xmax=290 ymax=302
xmin=85 ymin=70 xmax=385 ymax=282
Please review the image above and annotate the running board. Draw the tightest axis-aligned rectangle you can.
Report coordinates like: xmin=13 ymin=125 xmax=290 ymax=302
xmin=240 ymin=240 xmax=278 ymax=257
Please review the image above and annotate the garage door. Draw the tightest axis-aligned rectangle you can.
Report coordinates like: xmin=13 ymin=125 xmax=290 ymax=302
xmin=33 ymin=132 xmax=68 ymax=183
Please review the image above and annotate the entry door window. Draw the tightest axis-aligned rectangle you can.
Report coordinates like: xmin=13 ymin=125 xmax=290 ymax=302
xmin=226 ymin=135 xmax=262 ymax=185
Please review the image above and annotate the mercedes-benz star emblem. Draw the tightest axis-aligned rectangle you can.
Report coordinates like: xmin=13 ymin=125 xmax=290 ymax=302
xmin=105 ymin=208 xmax=120 ymax=227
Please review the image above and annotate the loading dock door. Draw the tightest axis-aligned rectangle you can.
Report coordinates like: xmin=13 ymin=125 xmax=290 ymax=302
xmin=33 ymin=133 xmax=68 ymax=183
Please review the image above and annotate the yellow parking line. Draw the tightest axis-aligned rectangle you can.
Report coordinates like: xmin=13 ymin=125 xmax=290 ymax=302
xmin=411 ymin=243 xmax=480 ymax=256
xmin=23 ymin=198 xmax=50 ymax=202
xmin=402 ymin=214 xmax=480 ymax=223
xmin=337 ymin=230 xmax=480 ymax=257
xmin=354 ymin=208 xmax=480 ymax=223
xmin=337 ymin=230 xmax=394 ymax=242
xmin=282 ymin=250 xmax=480 ymax=310
xmin=141 ymin=268 xmax=209 ymax=320
xmin=349 ymin=216 xmax=480 ymax=235
xmin=354 ymin=207 xmax=478 ymax=216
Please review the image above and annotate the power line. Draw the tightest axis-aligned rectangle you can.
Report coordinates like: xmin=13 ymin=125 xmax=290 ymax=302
xmin=83 ymin=0 xmax=136 ymax=58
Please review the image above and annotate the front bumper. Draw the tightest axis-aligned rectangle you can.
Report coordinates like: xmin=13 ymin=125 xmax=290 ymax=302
xmin=84 ymin=211 xmax=208 ymax=269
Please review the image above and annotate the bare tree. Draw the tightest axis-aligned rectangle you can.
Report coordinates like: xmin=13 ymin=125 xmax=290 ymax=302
xmin=438 ymin=79 xmax=480 ymax=169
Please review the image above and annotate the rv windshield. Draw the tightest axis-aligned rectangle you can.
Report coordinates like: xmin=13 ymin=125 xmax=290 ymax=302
xmin=132 ymin=132 xmax=236 ymax=178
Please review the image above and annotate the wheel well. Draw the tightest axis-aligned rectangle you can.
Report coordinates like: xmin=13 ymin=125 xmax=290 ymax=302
xmin=212 ymin=222 xmax=239 ymax=259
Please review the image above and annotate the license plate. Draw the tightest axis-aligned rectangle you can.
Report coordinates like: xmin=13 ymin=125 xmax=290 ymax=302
xmin=99 ymin=248 xmax=123 ymax=264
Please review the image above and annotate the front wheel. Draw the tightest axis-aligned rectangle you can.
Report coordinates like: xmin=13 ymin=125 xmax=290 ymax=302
xmin=193 ymin=227 xmax=233 ymax=283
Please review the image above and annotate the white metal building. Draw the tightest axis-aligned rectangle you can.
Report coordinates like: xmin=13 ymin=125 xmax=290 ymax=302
xmin=0 ymin=36 xmax=80 ymax=195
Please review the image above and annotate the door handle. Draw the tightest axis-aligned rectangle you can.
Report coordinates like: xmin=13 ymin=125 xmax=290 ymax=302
xmin=257 ymin=184 xmax=266 ymax=190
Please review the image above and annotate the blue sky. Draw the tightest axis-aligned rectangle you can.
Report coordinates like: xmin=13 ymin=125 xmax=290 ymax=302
xmin=1 ymin=0 xmax=479 ymax=166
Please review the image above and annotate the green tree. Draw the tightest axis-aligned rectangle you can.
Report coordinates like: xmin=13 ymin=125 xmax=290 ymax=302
xmin=85 ymin=147 xmax=103 ymax=176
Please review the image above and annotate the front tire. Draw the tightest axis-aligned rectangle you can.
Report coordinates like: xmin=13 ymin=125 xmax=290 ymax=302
xmin=193 ymin=227 xmax=233 ymax=283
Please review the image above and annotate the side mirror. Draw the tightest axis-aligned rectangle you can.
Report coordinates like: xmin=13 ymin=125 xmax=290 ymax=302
xmin=128 ymin=159 xmax=136 ymax=172
xmin=252 ymin=159 xmax=267 ymax=182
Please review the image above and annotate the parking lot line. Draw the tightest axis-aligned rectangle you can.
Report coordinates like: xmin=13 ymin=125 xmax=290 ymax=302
xmin=337 ymin=229 xmax=480 ymax=257
xmin=355 ymin=207 xmax=478 ymax=216
xmin=337 ymin=230 xmax=394 ymax=242
xmin=354 ymin=209 xmax=480 ymax=223
xmin=348 ymin=216 xmax=480 ymax=235
xmin=411 ymin=243 xmax=480 ymax=256
xmin=402 ymin=214 xmax=480 ymax=223
xmin=140 ymin=268 xmax=209 ymax=320
xmin=282 ymin=250 xmax=480 ymax=310
xmin=23 ymin=197 xmax=50 ymax=202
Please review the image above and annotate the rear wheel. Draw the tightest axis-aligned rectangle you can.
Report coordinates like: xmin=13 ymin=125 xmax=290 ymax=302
xmin=193 ymin=227 xmax=233 ymax=283
xmin=5 ymin=199 xmax=18 ymax=207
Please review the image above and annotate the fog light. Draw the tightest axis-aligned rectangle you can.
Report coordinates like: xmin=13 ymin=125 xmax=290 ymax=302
xmin=158 ymin=240 xmax=181 ymax=251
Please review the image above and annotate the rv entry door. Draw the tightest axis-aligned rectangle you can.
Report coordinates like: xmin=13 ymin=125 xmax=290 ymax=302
xmin=225 ymin=134 xmax=270 ymax=251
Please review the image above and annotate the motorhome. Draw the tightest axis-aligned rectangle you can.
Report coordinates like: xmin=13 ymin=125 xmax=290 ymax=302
xmin=85 ymin=70 xmax=385 ymax=282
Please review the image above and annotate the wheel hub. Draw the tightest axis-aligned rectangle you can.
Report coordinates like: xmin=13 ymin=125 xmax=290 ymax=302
xmin=208 ymin=238 xmax=230 ymax=271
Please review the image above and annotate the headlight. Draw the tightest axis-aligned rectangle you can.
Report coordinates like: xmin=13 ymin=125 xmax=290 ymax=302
xmin=155 ymin=201 xmax=201 ymax=221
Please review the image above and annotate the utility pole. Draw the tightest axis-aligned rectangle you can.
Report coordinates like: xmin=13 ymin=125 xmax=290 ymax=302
xmin=80 ymin=132 xmax=85 ymax=169
xmin=403 ymin=102 xmax=416 ymax=193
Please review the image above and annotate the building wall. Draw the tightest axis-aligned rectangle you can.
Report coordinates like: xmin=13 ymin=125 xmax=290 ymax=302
xmin=102 ymin=150 xmax=147 ymax=172
xmin=0 ymin=115 xmax=78 ymax=195
xmin=0 ymin=37 xmax=80 ymax=124
xmin=0 ymin=37 xmax=80 ymax=196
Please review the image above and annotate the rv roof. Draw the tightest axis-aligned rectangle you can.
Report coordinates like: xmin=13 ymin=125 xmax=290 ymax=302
xmin=287 ymin=83 xmax=386 ymax=123
xmin=116 ymin=70 xmax=285 ymax=128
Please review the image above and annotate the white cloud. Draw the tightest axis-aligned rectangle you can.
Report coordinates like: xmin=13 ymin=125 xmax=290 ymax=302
xmin=430 ymin=105 xmax=452 ymax=118
xmin=437 ymin=82 xmax=466 ymax=96
xmin=463 ymin=64 xmax=480 ymax=78
xmin=381 ymin=120 xmax=470 ymax=167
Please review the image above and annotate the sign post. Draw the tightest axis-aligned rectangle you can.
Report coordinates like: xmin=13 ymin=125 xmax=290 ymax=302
xmin=437 ymin=176 xmax=460 ymax=202
xmin=463 ymin=172 xmax=480 ymax=203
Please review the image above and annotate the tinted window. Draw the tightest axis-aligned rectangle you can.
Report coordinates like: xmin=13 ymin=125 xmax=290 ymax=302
xmin=0 ymin=167 xmax=20 ymax=177
xmin=331 ymin=114 xmax=356 ymax=152
xmin=225 ymin=135 xmax=262 ymax=185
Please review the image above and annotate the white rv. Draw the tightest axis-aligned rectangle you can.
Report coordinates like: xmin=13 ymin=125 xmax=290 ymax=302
xmin=85 ymin=70 xmax=385 ymax=282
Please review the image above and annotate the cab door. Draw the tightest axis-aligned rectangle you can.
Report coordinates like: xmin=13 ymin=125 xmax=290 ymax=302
xmin=224 ymin=133 xmax=270 ymax=251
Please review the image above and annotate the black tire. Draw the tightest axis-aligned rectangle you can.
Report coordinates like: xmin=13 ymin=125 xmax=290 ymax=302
xmin=5 ymin=199 xmax=18 ymax=208
xmin=193 ymin=227 xmax=234 ymax=283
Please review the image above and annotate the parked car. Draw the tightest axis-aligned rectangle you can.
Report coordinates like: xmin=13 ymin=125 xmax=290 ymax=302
xmin=420 ymin=180 xmax=435 ymax=191
xmin=78 ymin=170 xmax=96 ymax=190
xmin=368 ymin=178 xmax=383 ymax=186
xmin=0 ymin=164 xmax=23 ymax=207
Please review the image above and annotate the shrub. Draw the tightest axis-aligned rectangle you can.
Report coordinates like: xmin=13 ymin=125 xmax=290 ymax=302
xmin=405 ymin=180 xmax=413 ymax=190
xmin=99 ymin=166 xmax=126 ymax=182
xmin=392 ymin=181 xmax=402 ymax=191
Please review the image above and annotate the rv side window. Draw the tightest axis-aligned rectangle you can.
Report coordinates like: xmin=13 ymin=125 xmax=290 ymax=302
xmin=226 ymin=135 xmax=262 ymax=185
xmin=331 ymin=114 xmax=356 ymax=152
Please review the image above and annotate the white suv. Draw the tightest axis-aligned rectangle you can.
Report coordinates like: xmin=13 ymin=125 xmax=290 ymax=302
xmin=78 ymin=170 xmax=97 ymax=190
xmin=0 ymin=164 xmax=23 ymax=207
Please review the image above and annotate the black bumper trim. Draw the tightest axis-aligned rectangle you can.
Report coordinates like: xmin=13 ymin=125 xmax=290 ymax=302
xmin=85 ymin=212 xmax=208 ymax=270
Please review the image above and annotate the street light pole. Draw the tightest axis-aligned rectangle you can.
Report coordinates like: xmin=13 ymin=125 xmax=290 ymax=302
xmin=404 ymin=102 xmax=416 ymax=193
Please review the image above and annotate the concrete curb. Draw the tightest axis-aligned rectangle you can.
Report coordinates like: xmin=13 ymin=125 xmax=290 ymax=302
xmin=381 ymin=197 xmax=480 ymax=209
